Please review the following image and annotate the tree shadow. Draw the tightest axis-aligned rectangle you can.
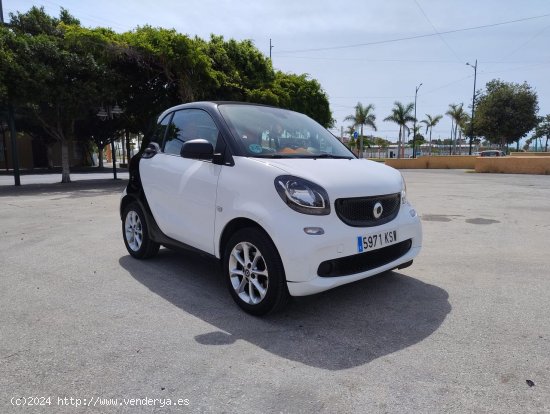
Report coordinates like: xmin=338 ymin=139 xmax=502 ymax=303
xmin=120 ymin=249 xmax=451 ymax=370
xmin=0 ymin=179 xmax=127 ymax=198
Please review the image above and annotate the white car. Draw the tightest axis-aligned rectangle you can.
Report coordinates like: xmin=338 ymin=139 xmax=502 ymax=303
xmin=120 ymin=102 xmax=422 ymax=315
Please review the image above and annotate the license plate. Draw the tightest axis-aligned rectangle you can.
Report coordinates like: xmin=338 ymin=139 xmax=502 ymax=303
xmin=357 ymin=230 xmax=397 ymax=253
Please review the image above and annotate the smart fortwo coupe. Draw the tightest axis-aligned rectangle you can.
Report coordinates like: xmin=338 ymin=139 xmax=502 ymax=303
xmin=120 ymin=102 xmax=422 ymax=315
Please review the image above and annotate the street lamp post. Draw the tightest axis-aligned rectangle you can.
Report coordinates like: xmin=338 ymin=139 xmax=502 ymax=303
xmin=2 ymin=5 xmax=22 ymax=186
xmin=466 ymin=60 xmax=477 ymax=155
xmin=413 ymin=83 xmax=422 ymax=158
xmin=97 ymin=104 xmax=123 ymax=179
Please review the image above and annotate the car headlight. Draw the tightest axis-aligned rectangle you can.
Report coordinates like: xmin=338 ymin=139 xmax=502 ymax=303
xmin=274 ymin=175 xmax=330 ymax=215
xmin=401 ymin=174 xmax=407 ymax=205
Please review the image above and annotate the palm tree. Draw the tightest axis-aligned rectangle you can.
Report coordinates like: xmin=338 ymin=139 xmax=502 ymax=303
xmin=384 ymin=101 xmax=415 ymax=158
xmin=446 ymin=104 xmax=467 ymax=154
xmin=421 ymin=114 xmax=443 ymax=156
xmin=344 ymin=102 xmax=377 ymax=158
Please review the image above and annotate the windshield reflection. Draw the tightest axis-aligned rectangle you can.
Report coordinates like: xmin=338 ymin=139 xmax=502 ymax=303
xmin=218 ymin=104 xmax=355 ymax=159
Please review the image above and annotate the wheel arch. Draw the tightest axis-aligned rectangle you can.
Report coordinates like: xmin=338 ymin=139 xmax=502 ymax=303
xmin=218 ymin=217 xmax=274 ymax=260
xmin=120 ymin=194 xmax=137 ymax=220
xmin=120 ymin=192 xmax=157 ymax=242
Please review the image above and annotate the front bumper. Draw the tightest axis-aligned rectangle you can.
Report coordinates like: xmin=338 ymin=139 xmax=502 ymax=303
xmin=262 ymin=202 xmax=422 ymax=296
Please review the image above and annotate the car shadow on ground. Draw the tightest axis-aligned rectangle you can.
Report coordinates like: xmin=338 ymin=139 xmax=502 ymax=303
xmin=120 ymin=248 xmax=451 ymax=371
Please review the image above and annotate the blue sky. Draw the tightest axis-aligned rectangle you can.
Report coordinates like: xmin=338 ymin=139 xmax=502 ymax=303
xmin=4 ymin=0 xmax=550 ymax=141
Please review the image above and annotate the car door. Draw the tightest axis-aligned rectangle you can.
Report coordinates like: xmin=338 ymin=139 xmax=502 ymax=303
xmin=140 ymin=109 xmax=222 ymax=255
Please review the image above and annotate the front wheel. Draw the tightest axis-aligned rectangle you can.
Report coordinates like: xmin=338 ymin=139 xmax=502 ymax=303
xmin=122 ymin=202 xmax=160 ymax=259
xmin=223 ymin=228 xmax=290 ymax=315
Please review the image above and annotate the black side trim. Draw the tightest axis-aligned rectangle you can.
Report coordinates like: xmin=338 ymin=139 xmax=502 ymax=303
xmin=317 ymin=239 xmax=412 ymax=277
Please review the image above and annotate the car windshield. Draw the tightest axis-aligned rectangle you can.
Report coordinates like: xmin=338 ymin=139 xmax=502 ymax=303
xmin=218 ymin=104 xmax=354 ymax=159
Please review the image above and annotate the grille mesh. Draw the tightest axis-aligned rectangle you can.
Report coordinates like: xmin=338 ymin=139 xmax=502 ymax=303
xmin=335 ymin=193 xmax=401 ymax=227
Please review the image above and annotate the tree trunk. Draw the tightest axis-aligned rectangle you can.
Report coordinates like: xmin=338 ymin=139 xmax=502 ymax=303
xmin=397 ymin=126 xmax=402 ymax=159
xmin=429 ymin=128 xmax=432 ymax=156
xmin=359 ymin=125 xmax=364 ymax=158
xmin=98 ymin=145 xmax=104 ymax=168
xmin=449 ymin=121 xmax=454 ymax=155
xmin=61 ymin=140 xmax=71 ymax=183
xmin=126 ymin=130 xmax=131 ymax=161
xmin=453 ymin=124 xmax=458 ymax=154
xmin=47 ymin=145 xmax=54 ymax=169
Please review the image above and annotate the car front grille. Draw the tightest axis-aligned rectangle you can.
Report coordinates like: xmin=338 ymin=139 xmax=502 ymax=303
xmin=317 ymin=239 xmax=412 ymax=277
xmin=335 ymin=193 xmax=401 ymax=227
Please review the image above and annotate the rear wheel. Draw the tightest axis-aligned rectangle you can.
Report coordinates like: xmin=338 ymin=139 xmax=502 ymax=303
xmin=122 ymin=202 xmax=160 ymax=259
xmin=223 ymin=228 xmax=290 ymax=315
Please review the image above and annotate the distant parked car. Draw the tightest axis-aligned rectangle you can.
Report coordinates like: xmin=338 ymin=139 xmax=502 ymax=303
xmin=480 ymin=150 xmax=505 ymax=157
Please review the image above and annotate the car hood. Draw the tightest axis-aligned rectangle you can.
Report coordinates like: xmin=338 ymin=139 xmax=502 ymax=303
xmin=249 ymin=158 xmax=403 ymax=199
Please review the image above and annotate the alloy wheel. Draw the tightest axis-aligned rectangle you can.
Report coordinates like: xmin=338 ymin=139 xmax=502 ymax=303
xmin=228 ymin=242 xmax=269 ymax=305
xmin=124 ymin=210 xmax=143 ymax=252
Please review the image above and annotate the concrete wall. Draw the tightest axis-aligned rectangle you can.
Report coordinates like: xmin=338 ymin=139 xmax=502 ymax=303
xmin=385 ymin=156 xmax=477 ymax=170
xmin=475 ymin=157 xmax=550 ymax=175
xmin=509 ymin=152 xmax=550 ymax=157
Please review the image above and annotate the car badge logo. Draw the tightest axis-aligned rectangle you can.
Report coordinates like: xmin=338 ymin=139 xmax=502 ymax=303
xmin=373 ymin=202 xmax=383 ymax=219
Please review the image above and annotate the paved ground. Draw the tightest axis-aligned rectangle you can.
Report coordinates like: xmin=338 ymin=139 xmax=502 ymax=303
xmin=0 ymin=170 xmax=549 ymax=413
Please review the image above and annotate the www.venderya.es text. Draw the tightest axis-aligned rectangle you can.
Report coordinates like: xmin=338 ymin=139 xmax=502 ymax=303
xmin=10 ymin=396 xmax=190 ymax=408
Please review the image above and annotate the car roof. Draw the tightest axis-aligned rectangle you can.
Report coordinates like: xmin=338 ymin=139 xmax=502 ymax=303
xmin=157 ymin=101 xmax=278 ymax=121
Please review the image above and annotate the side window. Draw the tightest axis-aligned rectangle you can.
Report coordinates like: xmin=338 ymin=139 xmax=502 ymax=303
xmin=150 ymin=114 xmax=172 ymax=145
xmin=163 ymin=109 xmax=219 ymax=156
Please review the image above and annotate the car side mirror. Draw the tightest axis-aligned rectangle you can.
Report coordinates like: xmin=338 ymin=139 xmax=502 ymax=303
xmin=142 ymin=142 xmax=161 ymax=159
xmin=180 ymin=139 xmax=214 ymax=161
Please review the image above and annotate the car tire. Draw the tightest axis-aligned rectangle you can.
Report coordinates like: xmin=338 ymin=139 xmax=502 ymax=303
xmin=122 ymin=202 xmax=160 ymax=259
xmin=223 ymin=227 xmax=290 ymax=315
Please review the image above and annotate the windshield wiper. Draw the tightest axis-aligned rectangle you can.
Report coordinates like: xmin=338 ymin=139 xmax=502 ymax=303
xmin=252 ymin=154 xmax=353 ymax=159
xmin=311 ymin=154 xmax=353 ymax=159
xmin=252 ymin=154 xmax=286 ymax=158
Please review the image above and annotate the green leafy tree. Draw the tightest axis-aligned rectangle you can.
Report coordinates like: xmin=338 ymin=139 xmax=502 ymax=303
xmin=121 ymin=26 xmax=216 ymax=103
xmin=345 ymin=125 xmax=356 ymax=149
xmin=373 ymin=136 xmax=390 ymax=158
xmin=3 ymin=7 xmax=115 ymax=182
xmin=384 ymin=101 xmax=414 ymax=158
xmin=474 ymin=80 xmax=539 ymax=150
xmin=408 ymin=125 xmax=425 ymax=146
xmin=75 ymin=111 xmax=127 ymax=168
xmin=203 ymin=35 xmax=274 ymax=102
xmin=272 ymin=72 xmax=333 ymax=128
xmin=421 ymin=114 xmax=442 ymax=155
xmin=2 ymin=6 xmax=335 ymax=172
xmin=344 ymin=102 xmax=377 ymax=158
xmin=532 ymin=115 xmax=550 ymax=152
